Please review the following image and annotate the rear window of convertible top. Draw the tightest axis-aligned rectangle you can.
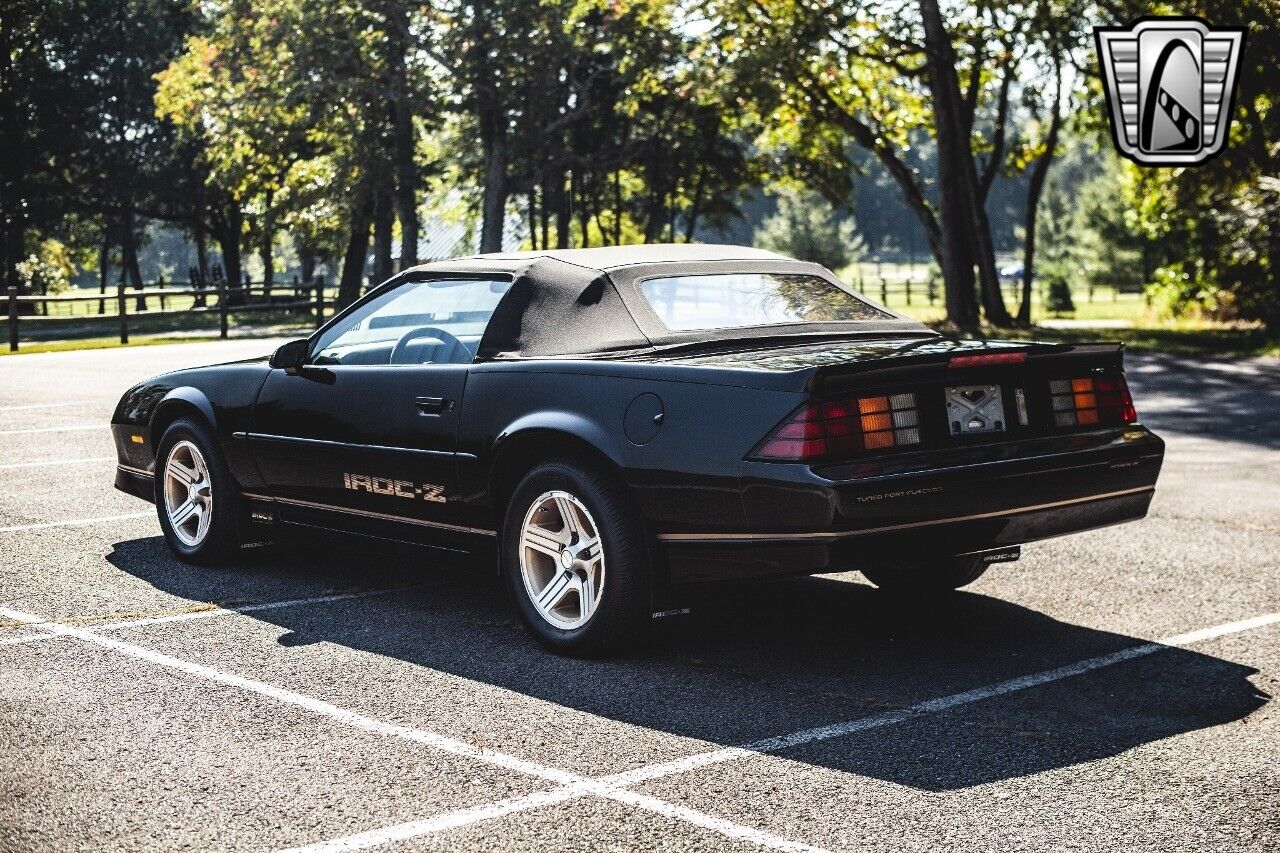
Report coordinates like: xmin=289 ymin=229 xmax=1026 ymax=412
xmin=638 ymin=272 xmax=892 ymax=331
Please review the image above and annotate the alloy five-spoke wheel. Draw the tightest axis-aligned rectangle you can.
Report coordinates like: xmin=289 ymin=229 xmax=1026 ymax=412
xmin=502 ymin=460 xmax=651 ymax=655
xmin=154 ymin=418 xmax=242 ymax=563
xmin=163 ymin=439 xmax=213 ymax=547
xmin=518 ymin=490 xmax=605 ymax=630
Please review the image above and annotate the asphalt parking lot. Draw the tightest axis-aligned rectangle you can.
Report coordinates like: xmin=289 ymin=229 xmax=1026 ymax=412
xmin=2 ymin=340 xmax=1278 ymax=852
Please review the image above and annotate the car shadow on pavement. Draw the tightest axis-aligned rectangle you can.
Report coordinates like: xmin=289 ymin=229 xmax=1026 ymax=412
xmin=1126 ymin=353 xmax=1280 ymax=449
xmin=106 ymin=532 xmax=1270 ymax=793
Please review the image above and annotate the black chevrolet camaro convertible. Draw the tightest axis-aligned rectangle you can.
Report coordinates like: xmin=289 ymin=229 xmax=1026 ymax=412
xmin=113 ymin=244 xmax=1164 ymax=653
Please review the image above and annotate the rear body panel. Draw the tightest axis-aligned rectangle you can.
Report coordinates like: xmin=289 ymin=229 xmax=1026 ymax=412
xmin=667 ymin=425 xmax=1161 ymax=581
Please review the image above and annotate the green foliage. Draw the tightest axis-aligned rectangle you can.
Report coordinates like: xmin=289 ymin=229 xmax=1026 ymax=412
xmin=154 ymin=0 xmax=399 ymax=264
xmin=1034 ymin=183 xmax=1080 ymax=284
xmin=15 ymin=240 xmax=75 ymax=295
xmin=1043 ymin=274 xmax=1075 ymax=315
xmin=755 ymin=191 xmax=864 ymax=269
xmin=1077 ymin=166 xmax=1150 ymax=295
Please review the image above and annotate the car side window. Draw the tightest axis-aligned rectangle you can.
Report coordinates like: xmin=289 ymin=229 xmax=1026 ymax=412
xmin=311 ymin=278 xmax=511 ymax=366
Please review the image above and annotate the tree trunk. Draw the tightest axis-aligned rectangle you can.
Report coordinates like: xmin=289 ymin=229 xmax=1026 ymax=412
xmin=554 ymin=171 xmax=570 ymax=249
xmin=576 ymin=171 xmax=591 ymax=248
xmin=614 ymin=170 xmax=624 ymax=245
xmin=1018 ymin=64 xmax=1064 ymax=326
xmin=216 ymin=203 xmax=244 ymax=306
xmin=122 ymin=209 xmax=147 ymax=312
xmin=683 ymin=167 xmax=705 ymax=242
xmin=372 ymin=190 xmax=394 ymax=285
xmin=338 ymin=191 xmax=373 ymax=309
xmin=259 ymin=216 xmax=274 ymax=294
xmin=970 ymin=191 xmax=1010 ymax=325
xmin=297 ymin=236 xmax=316 ymax=284
xmin=479 ymin=95 xmax=508 ymax=253
xmin=2 ymin=218 xmax=22 ymax=295
xmin=193 ymin=227 xmax=208 ymax=307
xmin=388 ymin=2 xmax=418 ymax=270
xmin=918 ymin=0 xmax=1002 ymax=328
xmin=98 ymin=233 xmax=110 ymax=315
xmin=540 ymin=176 xmax=551 ymax=249
xmin=527 ymin=189 xmax=538 ymax=250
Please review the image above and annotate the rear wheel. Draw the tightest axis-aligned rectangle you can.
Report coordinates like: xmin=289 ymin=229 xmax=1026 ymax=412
xmin=502 ymin=461 xmax=651 ymax=656
xmin=154 ymin=418 xmax=242 ymax=563
xmin=861 ymin=555 xmax=990 ymax=594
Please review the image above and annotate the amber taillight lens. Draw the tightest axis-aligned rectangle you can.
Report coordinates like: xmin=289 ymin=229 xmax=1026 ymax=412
xmin=1050 ymin=374 xmax=1136 ymax=427
xmin=750 ymin=393 xmax=921 ymax=461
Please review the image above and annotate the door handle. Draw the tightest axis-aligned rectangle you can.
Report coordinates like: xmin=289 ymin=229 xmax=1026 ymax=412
xmin=414 ymin=396 xmax=450 ymax=415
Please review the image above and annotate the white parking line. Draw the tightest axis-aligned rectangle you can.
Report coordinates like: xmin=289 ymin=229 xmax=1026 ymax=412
xmin=277 ymin=787 xmax=593 ymax=853
xmin=0 ymin=400 xmax=95 ymax=412
xmin=0 ymin=456 xmax=115 ymax=470
xmin=289 ymin=609 xmax=1280 ymax=852
xmin=608 ymin=610 xmax=1280 ymax=785
xmin=0 ymin=606 xmax=829 ymax=853
xmin=0 ymin=587 xmax=416 ymax=647
xmin=0 ymin=511 xmax=152 ymax=533
xmin=0 ymin=424 xmax=108 ymax=435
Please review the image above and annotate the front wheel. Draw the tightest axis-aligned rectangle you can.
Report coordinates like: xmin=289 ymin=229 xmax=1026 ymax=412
xmin=861 ymin=555 xmax=990 ymax=594
xmin=501 ymin=461 xmax=651 ymax=656
xmin=154 ymin=418 xmax=243 ymax=563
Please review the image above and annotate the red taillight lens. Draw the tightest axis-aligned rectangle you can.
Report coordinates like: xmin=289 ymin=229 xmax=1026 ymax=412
xmin=751 ymin=392 xmax=921 ymax=461
xmin=1100 ymin=374 xmax=1138 ymax=423
xmin=1050 ymin=374 xmax=1136 ymax=427
xmin=948 ymin=351 xmax=1028 ymax=369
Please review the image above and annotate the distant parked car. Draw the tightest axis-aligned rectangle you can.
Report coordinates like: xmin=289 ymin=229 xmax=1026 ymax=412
xmin=999 ymin=262 xmax=1025 ymax=282
xmin=111 ymin=244 xmax=1164 ymax=654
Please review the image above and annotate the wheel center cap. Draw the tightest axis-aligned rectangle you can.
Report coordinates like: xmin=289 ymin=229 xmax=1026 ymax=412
xmin=560 ymin=550 xmax=574 ymax=570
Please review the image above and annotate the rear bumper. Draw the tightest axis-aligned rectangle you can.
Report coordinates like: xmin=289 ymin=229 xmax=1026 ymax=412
xmin=662 ymin=425 xmax=1163 ymax=582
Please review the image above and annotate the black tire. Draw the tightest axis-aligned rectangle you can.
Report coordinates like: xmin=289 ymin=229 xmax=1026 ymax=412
xmin=154 ymin=418 xmax=242 ymax=564
xmin=861 ymin=555 xmax=990 ymax=594
xmin=501 ymin=460 xmax=652 ymax=656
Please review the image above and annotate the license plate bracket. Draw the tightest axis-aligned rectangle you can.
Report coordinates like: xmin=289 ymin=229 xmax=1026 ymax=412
xmin=945 ymin=385 xmax=1007 ymax=435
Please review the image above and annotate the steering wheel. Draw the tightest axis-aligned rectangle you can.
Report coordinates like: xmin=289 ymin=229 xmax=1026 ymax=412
xmin=389 ymin=325 xmax=468 ymax=365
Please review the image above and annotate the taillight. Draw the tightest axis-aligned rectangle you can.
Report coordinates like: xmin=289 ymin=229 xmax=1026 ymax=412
xmin=750 ymin=392 xmax=921 ymax=461
xmin=1050 ymin=374 xmax=1136 ymax=427
xmin=948 ymin=352 xmax=1027 ymax=369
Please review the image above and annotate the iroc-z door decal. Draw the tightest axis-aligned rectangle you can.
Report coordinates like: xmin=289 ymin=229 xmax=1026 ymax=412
xmin=343 ymin=473 xmax=447 ymax=503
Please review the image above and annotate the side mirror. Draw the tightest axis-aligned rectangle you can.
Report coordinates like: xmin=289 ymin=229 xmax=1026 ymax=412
xmin=269 ymin=338 xmax=309 ymax=371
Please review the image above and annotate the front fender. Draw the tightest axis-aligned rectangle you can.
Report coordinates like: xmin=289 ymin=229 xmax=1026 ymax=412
xmin=151 ymin=387 xmax=219 ymax=439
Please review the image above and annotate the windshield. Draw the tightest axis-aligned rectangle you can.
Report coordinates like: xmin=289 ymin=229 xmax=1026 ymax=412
xmin=638 ymin=273 xmax=892 ymax=331
xmin=312 ymin=278 xmax=511 ymax=365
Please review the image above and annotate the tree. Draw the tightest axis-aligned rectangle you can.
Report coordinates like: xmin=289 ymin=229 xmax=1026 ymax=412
xmin=158 ymin=0 xmax=440 ymax=306
xmin=2 ymin=0 xmax=202 ymax=315
xmin=711 ymin=0 xmax=1088 ymax=329
xmin=429 ymin=0 xmax=753 ymax=253
xmin=755 ymin=190 xmax=864 ymax=270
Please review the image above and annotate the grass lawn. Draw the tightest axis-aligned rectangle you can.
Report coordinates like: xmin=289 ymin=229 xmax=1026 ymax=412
xmin=1 ymin=334 xmax=229 ymax=356
xmin=987 ymin=322 xmax=1280 ymax=357
xmin=837 ymin=262 xmax=1277 ymax=356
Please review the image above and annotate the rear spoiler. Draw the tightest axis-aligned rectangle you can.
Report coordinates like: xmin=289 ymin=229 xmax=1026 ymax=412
xmin=808 ymin=342 xmax=1125 ymax=395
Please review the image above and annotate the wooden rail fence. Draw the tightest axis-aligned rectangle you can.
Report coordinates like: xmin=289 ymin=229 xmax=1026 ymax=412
xmin=852 ymin=276 xmax=1139 ymax=309
xmin=4 ymin=280 xmax=333 ymax=352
